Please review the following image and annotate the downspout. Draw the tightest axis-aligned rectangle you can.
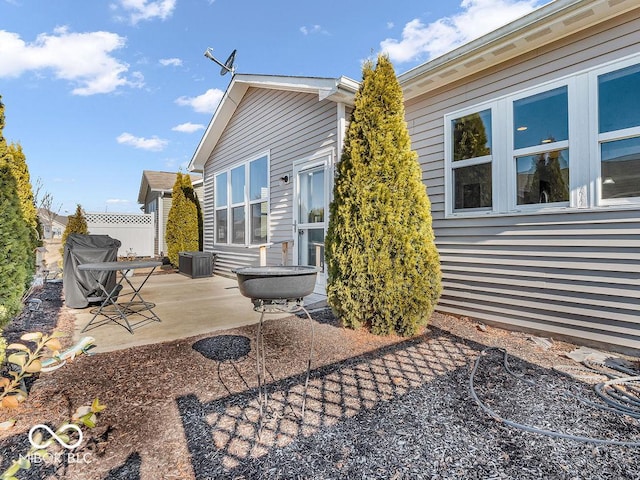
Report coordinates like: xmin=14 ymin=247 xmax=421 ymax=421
xmin=158 ymin=194 xmax=164 ymax=257
xmin=334 ymin=102 xmax=347 ymax=196
xmin=336 ymin=102 xmax=347 ymax=157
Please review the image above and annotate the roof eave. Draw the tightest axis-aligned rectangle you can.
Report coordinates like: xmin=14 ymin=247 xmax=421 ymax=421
xmin=137 ymin=172 xmax=150 ymax=204
xmin=399 ymin=0 xmax=639 ymax=100
xmin=187 ymin=74 xmax=359 ymax=173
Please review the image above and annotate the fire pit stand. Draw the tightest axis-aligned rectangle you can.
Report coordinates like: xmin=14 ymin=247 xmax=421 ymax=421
xmin=253 ymin=299 xmax=315 ymax=430
xmin=233 ymin=266 xmax=319 ymax=432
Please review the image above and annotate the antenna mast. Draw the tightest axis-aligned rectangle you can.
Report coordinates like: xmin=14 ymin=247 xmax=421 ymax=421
xmin=204 ymin=48 xmax=237 ymax=76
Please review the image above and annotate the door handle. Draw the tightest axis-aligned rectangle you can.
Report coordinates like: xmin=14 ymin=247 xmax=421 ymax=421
xmin=298 ymin=229 xmax=305 ymax=235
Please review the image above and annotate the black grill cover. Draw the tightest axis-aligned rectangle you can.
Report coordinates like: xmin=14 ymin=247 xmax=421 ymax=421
xmin=63 ymin=234 xmax=121 ymax=308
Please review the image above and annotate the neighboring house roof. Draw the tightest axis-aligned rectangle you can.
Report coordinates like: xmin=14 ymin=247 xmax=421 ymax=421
xmin=399 ymin=0 xmax=638 ymax=99
xmin=137 ymin=170 xmax=203 ymax=204
xmin=188 ymin=74 xmax=360 ymax=172
xmin=37 ymin=208 xmax=67 ymax=227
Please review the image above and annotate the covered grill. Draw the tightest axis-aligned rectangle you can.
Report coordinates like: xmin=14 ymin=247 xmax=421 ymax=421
xmin=63 ymin=234 xmax=121 ymax=309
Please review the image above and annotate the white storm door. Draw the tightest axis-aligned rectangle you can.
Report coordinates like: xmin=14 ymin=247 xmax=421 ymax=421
xmin=294 ymin=157 xmax=329 ymax=293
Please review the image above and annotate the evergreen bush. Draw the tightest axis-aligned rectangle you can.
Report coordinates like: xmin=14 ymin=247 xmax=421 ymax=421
xmin=0 ymin=96 xmax=32 ymax=327
xmin=7 ymin=142 xmax=39 ymax=274
xmin=60 ymin=204 xmax=89 ymax=254
xmin=182 ymin=173 xmax=203 ymax=250
xmin=165 ymin=172 xmax=199 ymax=266
xmin=0 ymin=164 xmax=32 ymax=327
xmin=325 ymin=55 xmax=442 ymax=336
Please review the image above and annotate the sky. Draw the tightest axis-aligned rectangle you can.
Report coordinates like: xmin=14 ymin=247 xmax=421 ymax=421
xmin=0 ymin=0 xmax=549 ymax=215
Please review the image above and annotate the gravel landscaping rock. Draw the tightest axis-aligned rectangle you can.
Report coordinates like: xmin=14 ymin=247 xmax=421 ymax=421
xmin=1 ymin=281 xmax=638 ymax=479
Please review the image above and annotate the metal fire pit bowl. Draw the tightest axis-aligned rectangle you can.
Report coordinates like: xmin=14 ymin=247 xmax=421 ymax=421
xmin=232 ymin=265 xmax=319 ymax=434
xmin=233 ymin=265 xmax=318 ymax=305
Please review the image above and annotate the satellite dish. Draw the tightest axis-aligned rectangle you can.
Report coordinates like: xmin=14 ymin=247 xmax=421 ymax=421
xmin=204 ymin=48 xmax=236 ymax=76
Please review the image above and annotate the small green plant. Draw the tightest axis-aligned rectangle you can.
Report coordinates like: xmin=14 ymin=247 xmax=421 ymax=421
xmin=0 ymin=334 xmax=7 ymax=365
xmin=0 ymin=399 xmax=106 ymax=480
xmin=0 ymin=331 xmax=65 ymax=409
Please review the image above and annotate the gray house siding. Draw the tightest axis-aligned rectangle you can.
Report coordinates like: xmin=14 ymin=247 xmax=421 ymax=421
xmin=147 ymin=196 xmax=160 ymax=256
xmin=203 ymin=87 xmax=339 ymax=275
xmin=404 ymin=12 xmax=640 ymax=349
xmin=161 ymin=196 xmax=171 ymax=256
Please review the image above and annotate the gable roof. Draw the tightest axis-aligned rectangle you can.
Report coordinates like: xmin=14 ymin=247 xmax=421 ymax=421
xmin=137 ymin=170 xmax=203 ymax=204
xmin=399 ymin=0 xmax=639 ymax=100
xmin=188 ymin=74 xmax=359 ymax=172
xmin=37 ymin=208 xmax=67 ymax=227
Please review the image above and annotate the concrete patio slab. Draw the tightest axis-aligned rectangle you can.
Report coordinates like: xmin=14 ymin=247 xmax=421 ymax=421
xmin=69 ymin=272 xmax=323 ymax=353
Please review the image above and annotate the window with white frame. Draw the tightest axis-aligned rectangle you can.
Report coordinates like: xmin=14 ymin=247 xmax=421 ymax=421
xmin=445 ymin=54 xmax=640 ymax=216
xmin=513 ymin=86 xmax=570 ymax=206
xmin=597 ymin=63 xmax=640 ymax=202
xmin=214 ymin=154 xmax=269 ymax=245
xmin=214 ymin=173 xmax=228 ymax=243
xmin=450 ymin=109 xmax=493 ymax=211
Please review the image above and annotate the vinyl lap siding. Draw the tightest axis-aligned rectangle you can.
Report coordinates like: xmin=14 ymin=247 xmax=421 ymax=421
xmin=202 ymin=173 xmax=215 ymax=254
xmin=405 ymin=13 xmax=640 ymax=350
xmin=161 ymin=196 xmax=171 ymax=256
xmin=203 ymin=87 xmax=338 ymax=275
xmin=434 ymin=213 xmax=640 ymax=348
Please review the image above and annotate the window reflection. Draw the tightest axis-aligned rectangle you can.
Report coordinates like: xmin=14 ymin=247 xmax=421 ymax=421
xmin=601 ymin=137 xmax=640 ymax=199
xmin=231 ymin=166 xmax=245 ymax=204
xmin=250 ymin=202 xmax=268 ymax=243
xmin=514 ymin=87 xmax=568 ymax=149
xmin=598 ymin=63 xmax=640 ymax=134
xmin=250 ymin=156 xmax=268 ymax=200
xmin=299 ymin=168 xmax=324 ymax=223
xmin=215 ymin=156 xmax=270 ymax=244
xmin=451 ymin=109 xmax=493 ymax=211
xmin=298 ymin=228 xmax=325 ymax=271
xmin=215 ymin=173 xmax=227 ymax=207
xmin=516 ymin=149 xmax=569 ymax=205
xmin=232 ymin=206 xmax=245 ymax=244
xmin=454 ymin=163 xmax=492 ymax=209
xmin=215 ymin=210 xmax=227 ymax=243
xmin=452 ymin=110 xmax=491 ymax=161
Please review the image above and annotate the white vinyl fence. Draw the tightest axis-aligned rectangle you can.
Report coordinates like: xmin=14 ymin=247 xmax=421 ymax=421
xmin=86 ymin=212 xmax=154 ymax=258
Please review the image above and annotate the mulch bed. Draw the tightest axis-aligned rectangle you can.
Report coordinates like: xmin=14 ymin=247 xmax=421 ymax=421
xmin=1 ymin=280 xmax=639 ymax=479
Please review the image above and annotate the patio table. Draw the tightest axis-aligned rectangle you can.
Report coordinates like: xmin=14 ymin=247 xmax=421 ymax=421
xmin=78 ymin=260 xmax=162 ymax=334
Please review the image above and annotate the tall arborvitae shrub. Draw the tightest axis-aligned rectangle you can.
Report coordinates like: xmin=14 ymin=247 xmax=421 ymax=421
xmin=325 ymin=55 xmax=441 ymax=336
xmin=181 ymin=173 xmax=203 ymax=250
xmin=7 ymin=143 xmax=39 ymax=268
xmin=0 ymin=164 xmax=31 ymax=326
xmin=61 ymin=204 xmax=89 ymax=254
xmin=0 ymin=96 xmax=32 ymax=326
xmin=165 ymin=172 xmax=199 ymax=266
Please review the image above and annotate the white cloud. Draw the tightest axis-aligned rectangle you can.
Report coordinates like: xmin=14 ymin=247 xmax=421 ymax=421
xmin=116 ymin=132 xmax=168 ymax=151
xmin=163 ymin=158 xmax=178 ymax=169
xmin=172 ymin=122 xmax=205 ymax=133
xmin=112 ymin=0 xmax=176 ymax=25
xmin=300 ymin=25 xmax=329 ymax=36
xmin=106 ymin=198 xmax=130 ymax=204
xmin=175 ymin=88 xmax=224 ymax=114
xmin=0 ymin=27 xmax=142 ymax=95
xmin=162 ymin=158 xmax=189 ymax=170
xmin=159 ymin=57 xmax=182 ymax=67
xmin=380 ymin=0 xmax=543 ymax=63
